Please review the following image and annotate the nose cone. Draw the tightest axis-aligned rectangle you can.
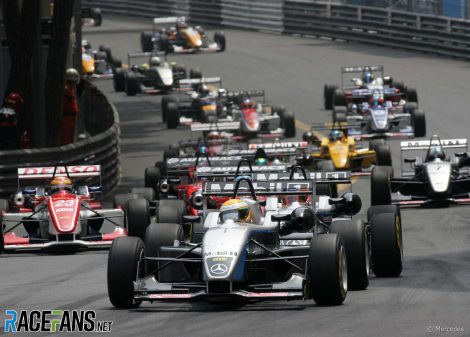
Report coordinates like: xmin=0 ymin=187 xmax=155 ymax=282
xmin=329 ymin=144 xmax=349 ymax=169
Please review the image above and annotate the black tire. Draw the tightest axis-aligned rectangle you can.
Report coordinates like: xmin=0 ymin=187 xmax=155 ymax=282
xmin=113 ymin=193 xmax=141 ymax=209
xmin=111 ymin=57 xmax=122 ymax=69
xmin=91 ymin=8 xmax=102 ymax=26
xmin=99 ymin=45 xmax=112 ymax=63
xmin=324 ymin=84 xmax=337 ymax=110
xmin=367 ymin=205 xmax=403 ymax=277
xmin=403 ymin=102 xmax=418 ymax=114
xmin=309 ymin=234 xmax=347 ymax=305
xmin=333 ymin=89 xmax=347 ymax=107
xmin=95 ymin=51 xmax=107 ymax=61
xmin=405 ymin=87 xmax=418 ymax=103
xmin=166 ymin=102 xmax=180 ymax=129
xmin=145 ymin=166 xmax=161 ymax=192
xmin=214 ymin=31 xmax=226 ymax=52
xmin=369 ymin=139 xmax=385 ymax=152
xmin=125 ymin=72 xmax=140 ymax=96
xmin=271 ymin=105 xmax=286 ymax=115
xmin=189 ymin=68 xmax=202 ymax=79
xmin=330 ymin=220 xmax=369 ymax=290
xmin=333 ymin=106 xmax=347 ymax=123
xmin=144 ymin=223 xmax=185 ymax=274
xmin=157 ymin=199 xmax=187 ymax=224
xmin=280 ymin=110 xmax=296 ymax=138
xmin=158 ymin=34 xmax=172 ymax=53
xmin=140 ymin=31 xmax=154 ymax=52
xmin=107 ymin=237 xmax=143 ymax=308
xmin=371 ymin=166 xmax=392 ymax=206
xmin=113 ymin=68 xmax=125 ymax=92
xmin=190 ymin=220 xmax=205 ymax=243
xmin=126 ymin=199 xmax=151 ymax=240
xmin=155 ymin=160 xmax=167 ymax=176
xmin=411 ymin=109 xmax=426 ymax=138
xmin=161 ymin=96 xmax=176 ymax=123
xmin=130 ymin=187 xmax=155 ymax=202
xmin=375 ymin=144 xmax=392 ymax=166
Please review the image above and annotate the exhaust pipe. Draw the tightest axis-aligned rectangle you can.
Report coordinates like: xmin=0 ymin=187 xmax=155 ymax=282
xmin=190 ymin=191 xmax=203 ymax=209
xmin=160 ymin=180 xmax=170 ymax=194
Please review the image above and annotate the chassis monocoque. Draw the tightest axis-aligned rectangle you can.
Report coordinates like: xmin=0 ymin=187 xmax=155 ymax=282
xmin=371 ymin=136 xmax=470 ymax=207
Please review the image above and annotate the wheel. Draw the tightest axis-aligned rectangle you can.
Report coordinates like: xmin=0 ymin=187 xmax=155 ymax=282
xmin=189 ymin=68 xmax=202 ymax=79
xmin=107 ymin=237 xmax=144 ymax=308
xmin=166 ymin=102 xmax=180 ymax=129
xmin=405 ymin=87 xmax=418 ymax=103
xmin=280 ymin=110 xmax=296 ymax=138
xmin=369 ymin=139 xmax=385 ymax=152
xmin=333 ymin=106 xmax=347 ymax=123
xmin=95 ymin=51 xmax=107 ymax=61
xmin=125 ymin=72 xmax=140 ymax=96
xmin=309 ymin=234 xmax=347 ymax=305
xmin=375 ymin=144 xmax=392 ymax=166
xmin=163 ymin=144 xmax=179 ymax=160
xmin=371 ymin=166 xmax=392 ymax=206
xmin=190 ymin=220 xmax=204 ymax=243
xmin=99 ymin=45 xmax=112 ymax=63
xmin=271 ymin=105 xmax=286 ymax=115
xmin=91 ymin=8 xmax=102 ymax=26
xmin=330 ymin=219 xmax=369 ymax=290
xmin=113 ymin=193 xmax=141 ymax=209
xmin=157 ymin=199 xmax=187 ymax=224
xmin=111 ymin=57 xmax=122 ymax=69
xmin=403 ymin=102 xmax=418 ymax=114
xmin=144 ymin=223 xmax=185 ymax=275
xmin=140 ymin=31 xmax=154 ymax=52
xmin=159 ymin=34 xmax=173 ymax=53
xmin=155 ymin=160 xmax=167 ymax=176
xmin=324 ymin=84 xmax=337 ymax=110
xmin=145 ymin=167 xmax=161 ymax=192
xmin=126 ymin=199 xmax=150 ymax=240
xmin=161 ymin=96 xmax=175 ymax=123
xmin=333 ymin=89 xmax=347 ymax=107
xmin=130 ymin=187 xmax=155 ymax=202
xmin=411 ymin=109 xmax=426 ymax=137
xmin=113 ymin=68 xmax=125 ymax=92
xmin=214 ymin=31 xmax=226 ymax=52
xmin=367 ymin=205 xmax=403 ymax=277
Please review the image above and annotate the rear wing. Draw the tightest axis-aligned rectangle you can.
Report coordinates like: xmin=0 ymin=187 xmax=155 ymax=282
xmin=248 ymin=141 xmax=308 ymax=149
xmin=400 ymin=139 xmax=467 ymax=151
xmin=178 ymin=138 xmax=231 ymax=148
xmin=222 ymin=90 xmax=265 ymax=101
xmin=252 ymin=170 xmax=351 ymax=184
xmin=221 ymin=147 xmax=299 ymax=157
xmin=178 ymin=77 xmax=222 ymax=89
xmin=341 ymin=65 xmax=383 ymax=73
xmin=18 ymin=165 xmax=101 ymax=179
xmin=153 ymin=17 xmax=179 ymax=25
xmin=202 ymin=179 xmax=314 ymax=196
xmin=196 ymin=164 xmax=288 ymax=178
xmin=166 ymin=156 xmax=244 ymax=171
xmin=127 ymin=51 xmax=165 ymax=64
xmin=190 ymin=121 xmax=240 ymax=132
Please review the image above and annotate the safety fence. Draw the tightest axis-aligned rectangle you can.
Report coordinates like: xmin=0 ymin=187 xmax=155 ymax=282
xmin=0 ymin=81 xmax=120 ymax=196
xmin=83 ymin=0 xmax=470 ymax=60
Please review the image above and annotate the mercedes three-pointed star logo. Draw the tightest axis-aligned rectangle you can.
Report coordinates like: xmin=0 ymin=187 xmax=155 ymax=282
xmin=210 ymin=263 xmax=228 ymax=275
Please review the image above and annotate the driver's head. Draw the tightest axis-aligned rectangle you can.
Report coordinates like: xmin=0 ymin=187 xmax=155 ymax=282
xmin=329 ymin=130 xmax=344 ymax=142
xmin=426 ymin=146 xmax=445 ymax=161
xmin=150 ymin=56 xmax=161 ymax=67
xmin=241 ymin=98 xmax=255 ymax=109
xmin=255 ymin=157 xmax=268 ymax=166
xmin=50 ymin=176 xmax=73 ymax=193
xmin=219 ymin=199 xmax=254 ymax=224
xmin=363 ymin=69 xmax=374 ymax=84
xmin=207 ymin=131 xmax=222 ymax=140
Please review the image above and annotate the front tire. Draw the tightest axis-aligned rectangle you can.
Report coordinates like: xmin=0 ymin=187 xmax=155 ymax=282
xmin=324 ymin=84 xmax=337 ymax=110
xmin=126 ymin=199 xmax=151 ymax=240
xmin=113 ymin=68 xmax=125 ymax=92
xmin=141 ymin=31 xmax=154 ymax=52
xmin=214 ymin=31 xmax=226 ymax=52
xmin=280 ymin=110 xmax=296 ymax=138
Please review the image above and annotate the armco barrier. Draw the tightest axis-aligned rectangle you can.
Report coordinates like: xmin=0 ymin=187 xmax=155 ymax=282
xmin=83 ymin=0 xmax=470 ymax=60
xmin=0 ymin=81 xmax=120 ymax=196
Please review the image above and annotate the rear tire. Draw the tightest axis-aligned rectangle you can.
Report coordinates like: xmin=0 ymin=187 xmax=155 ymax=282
xmin=333 ymin=106 xmax=347 ymax=123
xmin=330 ymin=220 xmax=369 ymax=290
xmin=157 ymin=199 xmax=187 ymax=224
xmin=368 ymin=205 xmax=403 ymax=277
xmin=113 ymin=193 xmax=141 ymax=209
xmin=411 ymin=109 xmax=426 ymax=137
xmin=145 ymin=167 xmax=161 ymax=194
xmin=280 ymin=110 xmax=296 ymax=138
xmin=371 ymin=166 xmax=392 ymax=206
xmin=107 ymin=237 xmax=144 ymax=308
xmin=91 ymin=8 xmax=102 ymax=26
xmin=141 ymin=31 xmax=154 ymax=52
xmin=126 ymin=199 xmax=151 ymax=240
xmin=405 ymin=87 xmax=418 ymax=103
xmin=166 ymin=102 xmax=180 ymax=129
xmin=113 ymin=68 xmax=125 ymax=92
xmin=324 ymin=84 xmax=337 ymax=110
xmin=375 ymin=144 xmax=392 ymax=166
xmin=130 ymin=187 xmax=155 ymax=202
xmin=214 ymin=31 xmax=226 ymax=52
xmin=309 ymin=234 xmax=347 ymax=305
xmin=333 ymin=89 xmax=347 ymax=107
xmin=369 ymin=139 xmax=385 ymax=152
xmin=189 ymin=68 xmax=202 ymax=79
xmin=125 ymin=72 xmax=140 ymax=96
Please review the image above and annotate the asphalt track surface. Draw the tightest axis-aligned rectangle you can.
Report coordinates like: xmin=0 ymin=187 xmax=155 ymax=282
xmin=1 ymin=15 xmax=470 ymax=337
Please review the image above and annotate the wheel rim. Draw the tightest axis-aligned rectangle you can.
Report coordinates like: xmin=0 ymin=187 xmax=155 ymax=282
xmin=338 ymin=244 xmax=348 ymax=296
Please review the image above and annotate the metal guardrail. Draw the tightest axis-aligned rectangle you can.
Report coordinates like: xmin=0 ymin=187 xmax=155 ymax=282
xmin=82 ymin=0 xmax=470 ymax=60
xmin=0 ymin=81 xmax=120 ymax=196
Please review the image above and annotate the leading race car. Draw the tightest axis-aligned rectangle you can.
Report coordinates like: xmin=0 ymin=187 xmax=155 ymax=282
xmin=371 ymin=135 xmax=470 ymax=207
xmin=140 ymin=16 xmax=226 ymax=53
xmin=81 ymin=41 xmax=121 ymax=78
xmin=0 ymin=165 xmax=127 ymax=252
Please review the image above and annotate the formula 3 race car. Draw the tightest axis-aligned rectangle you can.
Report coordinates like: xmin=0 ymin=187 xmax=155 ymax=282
xmin=82 ymin=41 xmax=122 ymax=78
xmin=140 ymin=16 xmax=225 ymax=53
xmin=371 ymin=135 xmax=470 ymax=207
xmin=0 ymin=165 xmax=128 ymax=252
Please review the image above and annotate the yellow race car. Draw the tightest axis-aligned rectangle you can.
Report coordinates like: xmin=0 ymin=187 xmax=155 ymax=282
xmin=302 ymin=127 xmax=392 ymax=173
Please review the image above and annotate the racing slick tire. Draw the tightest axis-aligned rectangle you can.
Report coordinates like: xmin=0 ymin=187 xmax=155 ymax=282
xmin=411 ymin=108 xmax=426 ymax=138
xmin=161 ymin=96 xmax=176 ymax=123
xmin=111 ymin=57 xmax=122 ymax=69
xmin=157 ymin=199 xmax=187 ymax=224
xmin=324 ymin=84 xmax=337 ymax=110
xmin=271 ymin=105 xmax=286 ymax=115
xmin=189 ymin=68 xmax=202 ymax=79
xmin=99 ymin=45 xmax=112 ymax=63
xmin=126 ymin=199 xmax=151 ymax=240
xmin=140 ymin=31 xmax=154 ymax=52
xmin=333 ymin=89 xmax=347 ymax=107
xmin=144 ymin=223 xmax=185 ymax=278
xmin=214 ymin=31 xmax=226 ymax=52
xmin=113 ymin=68 xmax=126 ymax=92
xmin=309 ymin=234 xmax=347 ymax=305
xmin=91 ymin=8 xmax=102 ymax=26
xmin=403 ymin=102 xmax=418 ymax=114
xmin=371 ymin=166 xmax=392 ymax=206
xmin=280 ymin=110 xmax=296 ymax=138
xmin=144 ymin=167 xmax=161 ymax=194
xmin=375 ymin=144 xmax=392 ymax=166
xmin=125 ymin=72 xmax=140 ymax=96
xmin=190 ymin=220 xmax=205 ymax=244
xmin=155 ymin=160 xmax=167 ymax=176
xmin=158 ymin=34 xmax=173 ymax=53
xmin=333 ymin=106 xmax=347 ymax=123
xmin=405 ymin=87 xmax=418 ymax=103
xmin=130 ymin=188 xmax=155 ymax=203
xmin=330 ymin=219 xmax=369 ymax=290
xmin=369 ymin=139 xmax=385 ymax=152
xmin=113 ymin=193 xmax=141 ymax=209
xmin=367 ymin=205 xmax=403 ymax=277
xmin=95 ymin=51 xmax=107 ymax=61
xmin=166 ymin=102 xmax=180 ymax=129
xmin=107 ymin=237 xmax=144 ymax=308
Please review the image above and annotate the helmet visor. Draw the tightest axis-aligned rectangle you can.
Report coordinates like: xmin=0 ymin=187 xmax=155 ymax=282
xmin=219 ymin=207 xmax=250 ymax=223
